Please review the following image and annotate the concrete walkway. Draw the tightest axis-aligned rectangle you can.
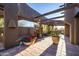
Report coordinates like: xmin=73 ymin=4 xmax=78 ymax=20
xmin=0 ymin=42 xmax=4 ymax=51
xmin=65 ymin=37 xmax=79 ymax=56
xmin=0 ymin=35 xmax=79 ymax=56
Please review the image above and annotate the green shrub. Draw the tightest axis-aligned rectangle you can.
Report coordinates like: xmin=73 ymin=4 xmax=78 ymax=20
xmin=50 ymin=31 xmax=60 ymax=36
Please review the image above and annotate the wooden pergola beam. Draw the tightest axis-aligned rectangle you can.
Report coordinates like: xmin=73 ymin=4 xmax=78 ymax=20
xmin=49 ymin=15 xmax=64 ymax=20
xmin=41 ymin=15 xmax=64 ymax=26
xmin=42 ymin=15 xmax=64 ymax=22
xmin=47 ymin=20 xmax=64 ymax=26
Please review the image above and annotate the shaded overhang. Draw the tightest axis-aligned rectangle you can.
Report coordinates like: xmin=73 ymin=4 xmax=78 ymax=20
xmin=41 ymin=16 xmax=64 ymax=26
xmin=42 ymin=19 xmax=64 ymax=26
xmin=17 ymin=3 xmax=47 ymax=22
xmin=0 ymin=3 xmax=47 ymax=22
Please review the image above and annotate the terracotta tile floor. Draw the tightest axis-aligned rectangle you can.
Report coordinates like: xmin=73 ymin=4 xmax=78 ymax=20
xmin=0 ymin=34 xmax=79 ymax=56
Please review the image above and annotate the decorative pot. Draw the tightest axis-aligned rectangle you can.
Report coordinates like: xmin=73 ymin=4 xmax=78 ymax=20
xmin=52 ymin=36 xmax=59 ymax=45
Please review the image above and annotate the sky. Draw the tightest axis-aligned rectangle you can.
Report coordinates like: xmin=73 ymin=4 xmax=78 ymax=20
xmin=27 ymin=3 xmax=64 ymax=19
xmin=19 ymin=3 xmax=64 ymax=27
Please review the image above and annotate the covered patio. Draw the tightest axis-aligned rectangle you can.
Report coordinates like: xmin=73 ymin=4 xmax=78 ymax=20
xmin=0 ymin=3 xmax=79 ymax=56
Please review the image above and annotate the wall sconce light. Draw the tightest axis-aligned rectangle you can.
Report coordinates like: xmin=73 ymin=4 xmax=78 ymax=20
xmin=8 ymin=20 xmax=17 ymax=28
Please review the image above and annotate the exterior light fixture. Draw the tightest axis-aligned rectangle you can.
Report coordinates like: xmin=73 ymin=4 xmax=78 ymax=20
xmin=8 ymin=20 xmax=17 ymax=28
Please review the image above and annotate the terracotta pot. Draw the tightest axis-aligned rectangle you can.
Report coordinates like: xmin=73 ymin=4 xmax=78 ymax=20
xmin=52 ymin=36 xmax=59 ymax=45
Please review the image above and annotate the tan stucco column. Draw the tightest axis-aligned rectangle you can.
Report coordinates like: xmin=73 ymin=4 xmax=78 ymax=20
xmin=48 ymin=25 xmax=54 ymax=33
xmin=70 ymin=23 xmax=75 ymax=44
xmin=74 ymin=18 xmax=79 ymax=45
xmin=4 ymin=4 xmax=18 ymax=49
xmin=39 ymin=23 xmax=43 ymax=37
xmin=47 ymin=24 xmax=50 ymax=33
xmin=64 ymin=21 xmax=75 ymax=44
xmin=65 ymin=23 xmax=70 ymax=37
xmin=36 ymin=19 xmax=43 ymax=37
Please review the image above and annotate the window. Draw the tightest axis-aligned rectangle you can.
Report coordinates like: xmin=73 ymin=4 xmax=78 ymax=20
xmin=18 ymin=20 xmax=37 ymax=27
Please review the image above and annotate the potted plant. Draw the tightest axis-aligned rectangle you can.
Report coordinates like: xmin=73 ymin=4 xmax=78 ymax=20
xmin=51 ymin=30 xmax=60 ymax=45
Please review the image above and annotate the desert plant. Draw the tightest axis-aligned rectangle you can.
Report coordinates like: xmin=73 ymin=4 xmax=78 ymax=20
xmin=50 ymin=31 xmax=60 ymax=36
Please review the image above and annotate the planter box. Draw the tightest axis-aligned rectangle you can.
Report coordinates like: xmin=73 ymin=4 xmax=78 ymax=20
xmin=52 ymin=36 xmax=59 ymax=45
xmin=25 ymin=36 xmax=37 ymax=46
xmin=16 ymin=36 xmax=37 ymax=46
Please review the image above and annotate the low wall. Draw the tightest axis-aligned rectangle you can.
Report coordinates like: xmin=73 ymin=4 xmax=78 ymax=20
xmin=18 ymin=27 xmax=35 ymax=37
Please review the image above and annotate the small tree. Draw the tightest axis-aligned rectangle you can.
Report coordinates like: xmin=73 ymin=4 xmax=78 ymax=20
xmin=50 ymin=27 xmax=60 ymax=36
xmin=0 ymin=18 xmax=4 ymax=28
